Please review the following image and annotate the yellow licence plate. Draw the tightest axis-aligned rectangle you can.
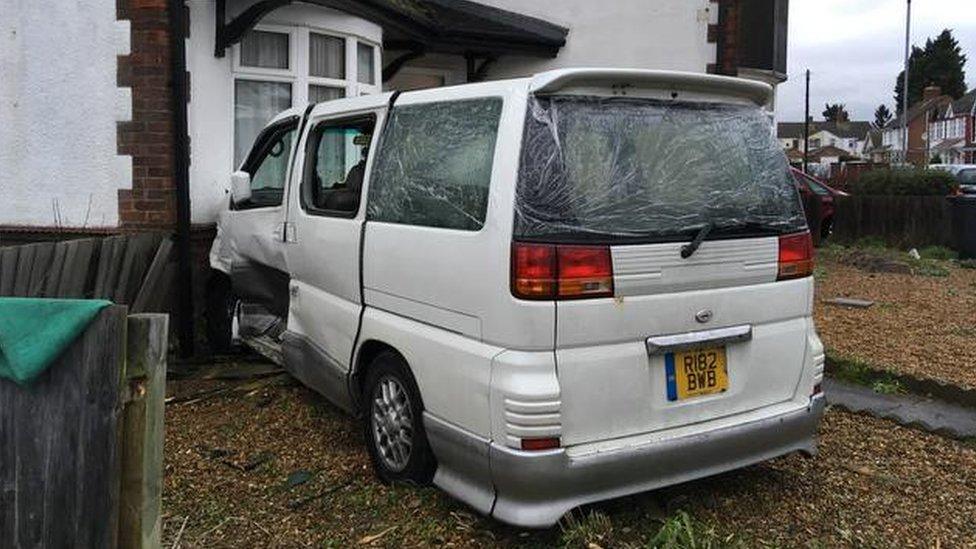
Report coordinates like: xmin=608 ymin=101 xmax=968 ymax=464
xmin=666 ymin=347 xmax=729 ymax=401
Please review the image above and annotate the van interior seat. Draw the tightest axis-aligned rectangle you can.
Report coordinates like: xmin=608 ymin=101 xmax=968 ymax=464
xmin=322 ymin=160 xmax=365 ymax=212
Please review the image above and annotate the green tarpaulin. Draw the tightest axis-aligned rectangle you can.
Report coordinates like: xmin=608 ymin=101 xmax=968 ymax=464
xmin=0 ymin=298 xmax=111 ymax=385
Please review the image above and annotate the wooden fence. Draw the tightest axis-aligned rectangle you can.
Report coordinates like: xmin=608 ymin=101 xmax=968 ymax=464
xmin=0 ymin=233 xmax=173 ymax=311
xmin=0 ymin=307 xmax=167 ymax=549
xmin=830 ymin=195 xmax=954 ymax=249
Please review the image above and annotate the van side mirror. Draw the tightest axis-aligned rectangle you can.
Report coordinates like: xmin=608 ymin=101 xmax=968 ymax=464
xmin=230 ymin=171 xmax=252 ymax=205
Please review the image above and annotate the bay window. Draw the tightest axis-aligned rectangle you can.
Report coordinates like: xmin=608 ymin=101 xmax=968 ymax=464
xmin=233 ymin=25 xmax=380 ymax=166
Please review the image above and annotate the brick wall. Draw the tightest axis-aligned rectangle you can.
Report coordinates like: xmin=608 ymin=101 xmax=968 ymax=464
xmin=116 ymin=0 xmax=178 ymax=229
xmin=707 ymin=0 xmax=739 ymax=76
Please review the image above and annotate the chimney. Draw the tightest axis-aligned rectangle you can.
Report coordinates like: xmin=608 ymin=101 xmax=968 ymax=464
xmin=923 ymin=85 xmax=942 ymax=101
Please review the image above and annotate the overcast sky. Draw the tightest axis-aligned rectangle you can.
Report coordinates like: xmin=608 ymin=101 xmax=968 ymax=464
xmin=776 ymin=0 xmax=976 ymax=122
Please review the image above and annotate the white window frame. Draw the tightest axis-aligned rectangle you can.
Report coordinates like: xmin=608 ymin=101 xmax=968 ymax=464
xmin=230 ymin=23 xmax=382 ymax=169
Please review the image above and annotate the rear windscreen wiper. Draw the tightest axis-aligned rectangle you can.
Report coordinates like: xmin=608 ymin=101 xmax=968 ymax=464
xmin=680 ymin=222 xmax=714 ymax=259
xmin=711 ymin=220 xmax=784 ymax=236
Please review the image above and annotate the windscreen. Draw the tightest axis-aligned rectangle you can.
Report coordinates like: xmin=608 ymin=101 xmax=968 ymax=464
xmin=515 ymin=95 xmax=807 ymax=242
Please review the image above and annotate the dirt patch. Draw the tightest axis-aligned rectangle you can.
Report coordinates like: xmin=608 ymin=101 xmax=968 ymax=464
xmin=163 ymin=379 xmax=976 ymax=547
xmin=830 ymin=248 xmax=913 ymax=274
xmin=814 ymin=255 xmax=976 ymax=390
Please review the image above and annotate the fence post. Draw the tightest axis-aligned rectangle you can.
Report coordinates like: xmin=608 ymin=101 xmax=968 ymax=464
xmin=0 ymin=305 xmax=127 ymax=548
xmin=118 ymin=313 xmax=168 ymax=549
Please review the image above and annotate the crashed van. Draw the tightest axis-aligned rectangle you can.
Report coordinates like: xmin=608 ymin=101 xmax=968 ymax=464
xmin=208 ymin=69 xmax=825 ymax=528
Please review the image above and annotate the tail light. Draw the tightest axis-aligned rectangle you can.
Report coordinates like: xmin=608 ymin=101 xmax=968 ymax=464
xmin=512 ymin=243 xmax=614 ymax=300
xmin=520 ymin=437 xmax=560 ymax=451
xmin=777 ymin=231 xmax=814 ymax=280
xmin=512 ymin=243 xmax=557 ymax=298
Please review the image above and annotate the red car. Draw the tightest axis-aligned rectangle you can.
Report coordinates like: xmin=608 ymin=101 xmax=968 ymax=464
xmin=791 ymin=167 xmax=847 ymax=239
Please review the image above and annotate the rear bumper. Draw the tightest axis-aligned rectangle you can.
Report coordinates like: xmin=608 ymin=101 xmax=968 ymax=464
xmin=426 ymin=395 xmax=824 ymax=529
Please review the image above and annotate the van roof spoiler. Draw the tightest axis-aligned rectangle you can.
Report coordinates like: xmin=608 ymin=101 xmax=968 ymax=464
xmin=528 ymin=69 xmax=773 ymax=107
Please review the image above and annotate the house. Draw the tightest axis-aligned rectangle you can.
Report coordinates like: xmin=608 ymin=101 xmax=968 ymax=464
xmin=777 ymin=120 xmax=873 ymax=161
xmin=928 ymin=89 xmax=976 ymax=165
xmin=860 ymin=129 xmax=888 ymax=164
xmin=881 ymin=85 xmax=953 ymax=166
xmin=4 ymin=0 xmax=790 ymax=234
xmin=2 ymin=0 xmax=790 ymax=349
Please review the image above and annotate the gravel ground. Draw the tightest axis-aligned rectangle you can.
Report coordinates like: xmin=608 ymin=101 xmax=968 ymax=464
xmin=814 ymin=256 xmax=976 ymax=390
xmin=163 ymin=377 xmax=976 ymax=548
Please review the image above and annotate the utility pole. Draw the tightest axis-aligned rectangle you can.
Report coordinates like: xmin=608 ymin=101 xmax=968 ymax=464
xmin=803 ymin=69 xmax=810 ymax=174
xmin=901 ymin=0 xmax=911 ymax=165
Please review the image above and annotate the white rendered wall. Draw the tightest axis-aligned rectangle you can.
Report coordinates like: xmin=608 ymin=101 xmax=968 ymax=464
xmin=0 ymin=1 xmax=131 ymax=228
xmin=400 ymin=0 xmax=717 ymax=81
xmin=186 ymin=1 xmax=381 ymax=224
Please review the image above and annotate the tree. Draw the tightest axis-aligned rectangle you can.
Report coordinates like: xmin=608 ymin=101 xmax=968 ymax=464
xmin=894 ymin=29 xmax=967 ymax=113
xmin=873 ymin=104 xmax=893 ymax=129
xmin=822 ymin=103 xmax=849 ymax=122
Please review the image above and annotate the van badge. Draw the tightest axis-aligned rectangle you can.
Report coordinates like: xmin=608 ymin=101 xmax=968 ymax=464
xmin=695 ymin=309 xmax=713 ymax=324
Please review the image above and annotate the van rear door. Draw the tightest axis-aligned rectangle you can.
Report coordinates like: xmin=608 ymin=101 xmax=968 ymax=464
xmin=514 ymin=86 xmax=815 ymax=446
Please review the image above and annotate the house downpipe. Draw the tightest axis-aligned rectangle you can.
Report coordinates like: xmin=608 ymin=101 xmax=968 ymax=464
xmin=169 ymin=0 xmax=195 ymax=357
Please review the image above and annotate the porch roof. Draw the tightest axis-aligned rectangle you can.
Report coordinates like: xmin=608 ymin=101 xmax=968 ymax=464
xmin=214 ymin=0 xmax=569 ymax=59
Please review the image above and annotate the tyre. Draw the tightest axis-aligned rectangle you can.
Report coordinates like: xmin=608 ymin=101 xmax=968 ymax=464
xmin=363 ymin=351 xmax=436 ymax=485
xmin=204 ymin=269 xmax=236 ymax=353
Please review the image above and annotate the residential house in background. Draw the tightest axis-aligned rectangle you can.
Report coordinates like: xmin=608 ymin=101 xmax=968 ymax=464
xmin=881 ymin=85 xmax=952 ymax=166
xmin=777 ymin=119 xmax=872 ymax=164
xmin=860 ymin=129 xmax=888 ymax=163
xmin=928 ymin=89 xmax=975 ymax=165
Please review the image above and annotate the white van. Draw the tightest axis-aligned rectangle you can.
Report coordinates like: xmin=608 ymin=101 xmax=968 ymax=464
xmin=209 ymin=69 xmax=825 ymax=528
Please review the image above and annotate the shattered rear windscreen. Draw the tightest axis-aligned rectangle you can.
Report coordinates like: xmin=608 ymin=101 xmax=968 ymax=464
xmin=515 ymin=95 xmax=806 ymax=242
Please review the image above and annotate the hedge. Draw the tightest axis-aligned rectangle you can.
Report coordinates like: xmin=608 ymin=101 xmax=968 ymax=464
xmin=848 ymin=168 xmax=958 ymax=196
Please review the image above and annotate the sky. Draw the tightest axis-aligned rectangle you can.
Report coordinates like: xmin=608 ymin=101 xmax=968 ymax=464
xmin=776 ymin=0 xmax=976 ymax=122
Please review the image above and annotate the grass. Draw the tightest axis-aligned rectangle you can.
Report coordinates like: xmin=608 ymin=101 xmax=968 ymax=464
xmin=908 ymin=258 xmax=950 ymax=277
xmin=822 ymin=240 xmax=954 ymax=278
xmin=917 ymin=245 xmax=957 ymax=261
xmin=645 ymin=511 xmax=741 ymax=549
xmin=558 ymin=510 xmax=740 ymax=549
xmin=871 ymin=378 xmax=905 ymax=395
xmin=559 ymin=510 xmax=614 ymax=548
xmin=852 ymin=236 xmax=888 ymax=250
xmin=827 ymin=351 xmax=905 ymax=395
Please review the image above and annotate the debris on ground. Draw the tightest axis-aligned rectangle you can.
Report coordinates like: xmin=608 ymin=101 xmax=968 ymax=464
xmin=164 ymin=372 xmax=290 ymax=406
xmin=162 ymin=379 xmax=976 ymax=547
xmin=823 ymin=297 xmax=875 ymax=309
xmin=282 ymin=469 xmax=314 ymax=491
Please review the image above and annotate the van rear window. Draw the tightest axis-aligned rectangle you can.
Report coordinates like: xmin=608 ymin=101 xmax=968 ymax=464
xmin=368 ymin=98 xmax=502 ymax=231
xmin=515 ymin=96 xmax=806 ymax=243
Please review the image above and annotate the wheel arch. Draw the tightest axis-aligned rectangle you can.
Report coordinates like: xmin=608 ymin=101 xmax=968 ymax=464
xmin=351 ymin=339 xmax=414 ymax=413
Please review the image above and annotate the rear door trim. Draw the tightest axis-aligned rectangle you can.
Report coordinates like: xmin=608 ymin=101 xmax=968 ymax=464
xmin=645 ymin=325 xmax=752 ymax=355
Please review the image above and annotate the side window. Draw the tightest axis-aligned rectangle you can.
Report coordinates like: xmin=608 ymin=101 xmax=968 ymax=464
xmin=302 ymin=115 xmax=376 ymax=216
xmin=239 ymin=120 xmax=297 ymax=209
xmin=367 ymin=98 xmax=503 ymax=231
